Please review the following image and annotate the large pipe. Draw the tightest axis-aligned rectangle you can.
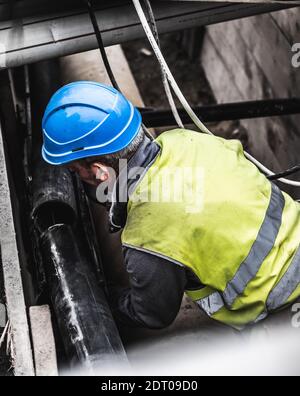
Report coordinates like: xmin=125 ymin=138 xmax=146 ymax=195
xmin=31 ymin=167 xmax=128 ymax=370
xmin=40 ymin=224 xmax=127 ymax=372
xmin=30 ymin=58 xmax=127 ymax=371
xmin=0 ymin=0 xmax=290 ymax=69
xmin=31 ymin=162 xmax=78 ymax=234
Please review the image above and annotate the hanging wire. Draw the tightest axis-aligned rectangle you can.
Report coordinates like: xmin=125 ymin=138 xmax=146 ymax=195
xmin=131 ymin=0 xmax=300 ymax=187
xmin=268 ymin=165 xmax=300 ymax=180
xmin=142 ymin=0 xmax=184 ymax=129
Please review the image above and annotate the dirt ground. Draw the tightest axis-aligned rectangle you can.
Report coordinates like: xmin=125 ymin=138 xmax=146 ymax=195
xmin=123 ymin=32 xmax=214 ymax=109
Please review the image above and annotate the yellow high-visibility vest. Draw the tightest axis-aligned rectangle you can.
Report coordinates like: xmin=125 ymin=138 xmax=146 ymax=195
xmin=122 ymin=129 xmax=300 ymax=328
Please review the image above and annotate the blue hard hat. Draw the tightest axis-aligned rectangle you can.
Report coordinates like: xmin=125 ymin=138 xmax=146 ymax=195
xmin=42 ymin=81 xmax=142 ymax=165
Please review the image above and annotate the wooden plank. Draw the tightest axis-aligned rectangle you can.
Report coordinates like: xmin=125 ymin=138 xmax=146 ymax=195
xmin=0 ymin=124 xmax=34 ymax=376
xmin=202 ymin=34 xmax=247 ymax=102
xmin=203 ymin=10 xmax=300 ymax=96
xmin=232 ymin=14 xmax=300 ymax=136
xmin=0 ymin=303 xmax=5 ymax=328
xmin=202 ymin=9 xmax=300 ymax=194
xmin=270 ymin=8 xmax=300 ymax=43
xmin=203 ymin=11 xmax=300 ymax=116
xmin=208 ymin=12 xmax=300 ymax=132
xmin=203 ymin=21 xmax=269 ymax=101
xmin=29 ymin=306 xmax=58 ymax=377
xmin=202 ymin=37 xmax=283 ymax=170
xmin=235 ymin=15 xmax=292 ymax=96
xmin=242 ymin=116 xmax=299 ymax=173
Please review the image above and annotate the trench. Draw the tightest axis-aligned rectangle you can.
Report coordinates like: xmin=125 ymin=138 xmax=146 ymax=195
xmin=0 ymin=30 xmax=236 ymax=374
xmin=0 ymin=28 xmax=297 ymax=375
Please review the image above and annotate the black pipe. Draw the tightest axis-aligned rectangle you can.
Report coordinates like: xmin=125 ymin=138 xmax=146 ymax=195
xmin=31 ymin=161 xmax=77 ymax=235
xmin=29 ymin=59 xmax=62 ymax=165
xmin=41 ymin=224 xmax=127 ymax=371
xmin=141 ymin=98 xmax=300 ymax=128
xmin=31 ymin=163 xmax=128 ymax=370
xmin=29 ymin=58 xmax=128 ymax=371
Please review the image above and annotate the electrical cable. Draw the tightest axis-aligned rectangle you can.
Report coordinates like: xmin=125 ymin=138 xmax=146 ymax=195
xmin=142 ymin=0 xmax=184 ymax=129
xmin=132 ymin=0 xmax=300 ymax=187
xmin=85 ymin=0 xmax=121 ymax=91
xmin=268 ymin=165 xmax=300 ymax=180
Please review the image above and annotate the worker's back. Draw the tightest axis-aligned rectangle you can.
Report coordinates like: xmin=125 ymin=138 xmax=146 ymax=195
xmin=122 ymin=129 xmax=300 ymax=328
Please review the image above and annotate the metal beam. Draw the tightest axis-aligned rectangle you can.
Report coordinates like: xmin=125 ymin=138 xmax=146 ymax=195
xmin=0 ymin=0 xmax=294 ymax=69
xmin=141 ymin=98 xmax=300 ymax=127
xmin=167 ymin=0 xmax=300 ymax=3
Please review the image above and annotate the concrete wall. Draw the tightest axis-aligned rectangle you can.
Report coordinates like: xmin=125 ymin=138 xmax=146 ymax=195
xmin=201 ymin=8 xmax=300 ymax=195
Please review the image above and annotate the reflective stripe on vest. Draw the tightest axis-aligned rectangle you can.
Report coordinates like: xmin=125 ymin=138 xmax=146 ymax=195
xmin=223 ymin=184 xmax=285 ymax=306
xmin=196 ymin=184 xmax=285 ymax=316
xmin=267 ymin=244 xmax=300 ymax=311
xmin=197 ymin=292 xmax=224 ymax=317
xmin=198 ymin=243 xmax=300 ymax=319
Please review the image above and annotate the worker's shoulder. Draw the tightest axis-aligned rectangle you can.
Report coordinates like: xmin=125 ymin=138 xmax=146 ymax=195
xmin=156 ymin=128 xmax=203 ymax=140
xmin=155 ymin=128 xmax=241 ymax=149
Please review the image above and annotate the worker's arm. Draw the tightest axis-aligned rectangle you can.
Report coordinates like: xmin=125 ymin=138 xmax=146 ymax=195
xmin=110 ymin=247 xmax=187 ymax=329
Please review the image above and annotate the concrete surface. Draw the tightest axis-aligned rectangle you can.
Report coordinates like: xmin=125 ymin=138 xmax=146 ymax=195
xmin=201 ymin=8 xmax=300 ymax=197
xmin=29 ymin=306 xmax=58 ymax=377
xmin=0 ymin=124 xmax=34 ymax=376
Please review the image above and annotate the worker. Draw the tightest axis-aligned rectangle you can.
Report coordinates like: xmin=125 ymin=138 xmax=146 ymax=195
xmin=42 ymin=81 xmax=300 ymax=330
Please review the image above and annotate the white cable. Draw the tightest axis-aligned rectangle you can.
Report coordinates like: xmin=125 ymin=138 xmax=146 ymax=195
xmin=132 ymin=0 xmax=300 ymax=187
xmin=132 ymin=0 xmax=211 ymax=134
xmin=142 ymin=0 xmax=184 ymax=128
xmin=162 ymin=64 xmax=185 ymax=129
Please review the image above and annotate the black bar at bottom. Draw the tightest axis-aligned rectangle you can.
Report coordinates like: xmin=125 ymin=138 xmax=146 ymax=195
xmin=141 ymin=98 xmax=300 ymax=128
